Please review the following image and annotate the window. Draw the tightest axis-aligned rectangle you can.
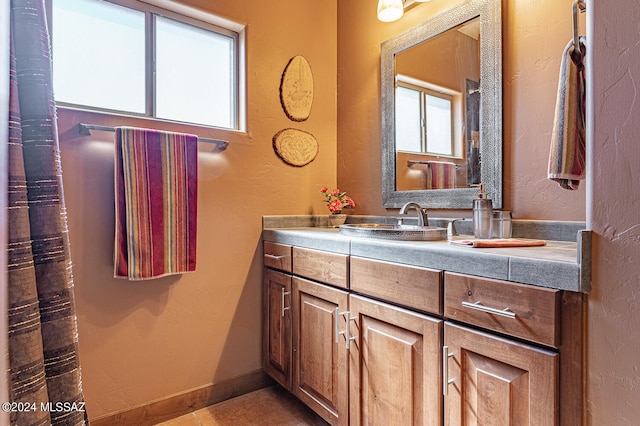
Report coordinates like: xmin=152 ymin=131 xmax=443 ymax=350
xmin=395 ymin=82 xmax=454 ymax=156
xmin=51 ymin=0 xmax=244 ymax=130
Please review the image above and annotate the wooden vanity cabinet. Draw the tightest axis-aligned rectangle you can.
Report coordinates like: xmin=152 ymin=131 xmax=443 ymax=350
xmin=291 ymin=247 xmax=350 ymax=424
xmin=293 ymin=276 xmax=349 ymax=425
xmin=443 ymin=272 xmax=583 ymax=426
xmin=262 ymin=242 xmax=293 ymax=390
xmin=263 ymin=242 xmax=584 ymax=426
xmin=265 ymin=248 xmax=444 ymax=425
xmin=348 ymin=257 xmax=444 ymax=425
xmin=264 ymin=242 xmax=350 ymax=425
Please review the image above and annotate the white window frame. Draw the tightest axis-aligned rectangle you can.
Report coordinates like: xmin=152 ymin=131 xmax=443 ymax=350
xmin=396 ymin=74 xmax=461 ymax=158
xmin=48 ymin=0 xmax=247 ymax=132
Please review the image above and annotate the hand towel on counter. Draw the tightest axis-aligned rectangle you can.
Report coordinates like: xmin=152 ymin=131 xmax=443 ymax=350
xmin=428 ymin=161 xmax=456 ymax=189
xmin=114 ymin=127 xmax=198 ymax=280
xmin=548 ymin=36 xmax=586 ymax=190
xmin=450 ymin=239 xmax=547 ymax=248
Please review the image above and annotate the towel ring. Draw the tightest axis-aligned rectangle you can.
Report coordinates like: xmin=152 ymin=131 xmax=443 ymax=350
xmin=572 ymin=0 xmax=586 ymax=49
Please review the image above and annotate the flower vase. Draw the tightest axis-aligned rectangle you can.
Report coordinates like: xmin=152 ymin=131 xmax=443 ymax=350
xmin=329 ymin=214 xmax=347 ymax=228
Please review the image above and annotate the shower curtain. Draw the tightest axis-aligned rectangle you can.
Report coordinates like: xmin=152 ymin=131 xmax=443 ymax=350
xmin=7 ymin=0 xmax=87 ymax=424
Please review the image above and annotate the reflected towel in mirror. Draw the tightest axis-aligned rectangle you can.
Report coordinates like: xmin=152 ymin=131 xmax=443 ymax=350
xmin=428 ymin=161 xmax=456 ymax=189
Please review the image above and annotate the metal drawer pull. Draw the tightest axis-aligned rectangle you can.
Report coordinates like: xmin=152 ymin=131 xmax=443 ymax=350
xmin=265 ymin=254 xmax=287 ymax=260
xmin=443 ymin=346 xmax=455 ymax=396
xmin=281 ymin=288 xmax=290 ymax=317
xmin=462 ymin=301 xmax=517 ymax=318
xmin=345 ymin=315 xmax=358 ymax=350
xmin=334 ymin=309 xmax=357 ymax=349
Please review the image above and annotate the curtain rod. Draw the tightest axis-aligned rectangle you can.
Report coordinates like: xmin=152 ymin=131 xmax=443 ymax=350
xmin=77 ymin=123 xmax=229 ymax=151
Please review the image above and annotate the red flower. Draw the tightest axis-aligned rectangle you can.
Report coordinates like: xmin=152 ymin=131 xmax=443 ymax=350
xmin=320 ymin=186 xmax=356 ymax=215
xmin=328 ymin=199 xmax=343 ymax=213
xmin=343 ymin=196 xmax=356 ymax=209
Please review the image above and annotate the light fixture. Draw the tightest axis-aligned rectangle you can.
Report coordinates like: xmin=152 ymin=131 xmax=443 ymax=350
xmin=377 ymin=0 xmax=404 ymax=22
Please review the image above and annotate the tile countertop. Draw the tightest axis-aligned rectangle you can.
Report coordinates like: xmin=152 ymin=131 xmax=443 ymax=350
xmin=262 ymin=215 xmax=592 ymax=293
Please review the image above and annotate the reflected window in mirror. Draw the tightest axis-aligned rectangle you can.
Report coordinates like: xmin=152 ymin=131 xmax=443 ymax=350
xmin=395 ymin=79 xmax=455 ymax=156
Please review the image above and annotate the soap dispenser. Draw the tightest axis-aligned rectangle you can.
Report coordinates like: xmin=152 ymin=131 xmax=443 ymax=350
xmin=473 ymin=184 xmax=493 ymax=239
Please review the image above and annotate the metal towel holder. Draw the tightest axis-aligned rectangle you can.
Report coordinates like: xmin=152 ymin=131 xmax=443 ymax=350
xmin=573 ymin=0 xmax=586 ymax=49
xmin=77 ymin=123 xmax=230 ymax=151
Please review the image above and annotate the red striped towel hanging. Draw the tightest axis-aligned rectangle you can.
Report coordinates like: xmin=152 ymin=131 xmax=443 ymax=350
xmin=114 ymin=127 xmax=198 ymax=280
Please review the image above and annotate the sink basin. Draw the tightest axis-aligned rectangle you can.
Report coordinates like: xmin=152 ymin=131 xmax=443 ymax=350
xmin=339 ymin=223 xmax=447 ymax=241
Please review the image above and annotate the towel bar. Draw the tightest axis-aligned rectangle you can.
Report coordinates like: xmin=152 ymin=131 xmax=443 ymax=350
xmin=572 ymin=0 xmax=586 ymax=49
xmin=407 ymin=160 xmax=462 ymax=170
xmin=77 ymin=123 xmax=229 ymax=151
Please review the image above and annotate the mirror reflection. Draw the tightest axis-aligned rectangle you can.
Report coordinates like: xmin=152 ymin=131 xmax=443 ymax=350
xmin=381 ymin=0 xmax=502 ymax=209
xmin=395 ymin=18 xmax=480 ymax=191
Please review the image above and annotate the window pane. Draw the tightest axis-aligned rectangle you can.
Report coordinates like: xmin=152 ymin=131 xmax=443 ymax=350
xmin=155 ymin=16 xmax=235 ymax=128
xmin=52 ymin=0 xmax=146 ymax=113
xmin=426 ymin=94 xmax=453 ymax=155
xmin=395 ymin=86 xmax=422 ymax=152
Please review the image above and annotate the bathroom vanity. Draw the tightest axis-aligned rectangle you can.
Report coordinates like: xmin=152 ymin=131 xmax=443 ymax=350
xmin=262 ymin=216 xmax=589 ymax=425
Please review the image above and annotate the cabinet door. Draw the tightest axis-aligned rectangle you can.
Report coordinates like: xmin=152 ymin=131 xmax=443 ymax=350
xmin=293 ymin=277 xmax=349 ymax=425
xmin=349 ymin=294 xmax=443 ymax=426
xmin=444 ymin=322 xmax=558 ymax=426
xmin=262 ymin=268 xmax=292 ymax=390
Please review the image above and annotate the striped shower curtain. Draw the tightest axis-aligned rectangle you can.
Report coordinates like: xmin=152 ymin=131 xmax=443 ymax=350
xmin=7 ymin=0 xmax=87 ymax=425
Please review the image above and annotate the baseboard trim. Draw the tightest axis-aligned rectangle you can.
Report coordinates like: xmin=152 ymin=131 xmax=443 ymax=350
xmin=91 ymin=369 xmax=273 ymax=426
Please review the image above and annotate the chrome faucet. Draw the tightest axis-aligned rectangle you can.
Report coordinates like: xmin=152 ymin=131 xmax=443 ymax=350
xmin=398 ymin=202 xmax=429 ymax=227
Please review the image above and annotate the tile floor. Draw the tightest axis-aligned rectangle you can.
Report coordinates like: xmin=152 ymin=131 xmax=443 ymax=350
xmin=155 ymin=386 xmax=328 ymax=426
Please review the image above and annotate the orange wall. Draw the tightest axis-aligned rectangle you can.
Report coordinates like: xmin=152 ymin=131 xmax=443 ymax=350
xmin=57 ymin=0 xmax=337 ymax=419
xmin=337 ymin=0 xmax=586 ymax=220
xmin=396 ymin=28 xmax=479 ymax=92
xmin=54 ymin=0 xmax=632 ymax=421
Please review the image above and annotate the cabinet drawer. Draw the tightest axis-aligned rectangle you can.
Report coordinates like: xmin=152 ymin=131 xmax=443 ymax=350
xmin=350 ymin=257 xmax=442 ymax=315
xmin=292 ymin=247 xmax=349 ymax=289
xmin=263 ymin=241 xmax=292 ymax=273
xmin=444 ymin=272 xmax=560 ymax=347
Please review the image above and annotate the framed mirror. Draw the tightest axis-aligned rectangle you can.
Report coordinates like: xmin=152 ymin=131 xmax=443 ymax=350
xmin=381 ymin=0 xmax=502 ymax=209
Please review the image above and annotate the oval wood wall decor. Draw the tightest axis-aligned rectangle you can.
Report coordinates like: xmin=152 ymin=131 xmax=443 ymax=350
xmin=272 ymin=128 xmax=318 ymax=167
xmin=280 ymin=55 xmax=314 ymax=122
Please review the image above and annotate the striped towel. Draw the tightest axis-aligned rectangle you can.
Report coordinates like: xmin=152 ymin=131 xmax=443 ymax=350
xmin=428 ymin=161 xmax=456 ymax=189
xmin=548 ymin=36 xmax=586 ymax=190
xmin=114 ymin=127 xmax=198 ymax=280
